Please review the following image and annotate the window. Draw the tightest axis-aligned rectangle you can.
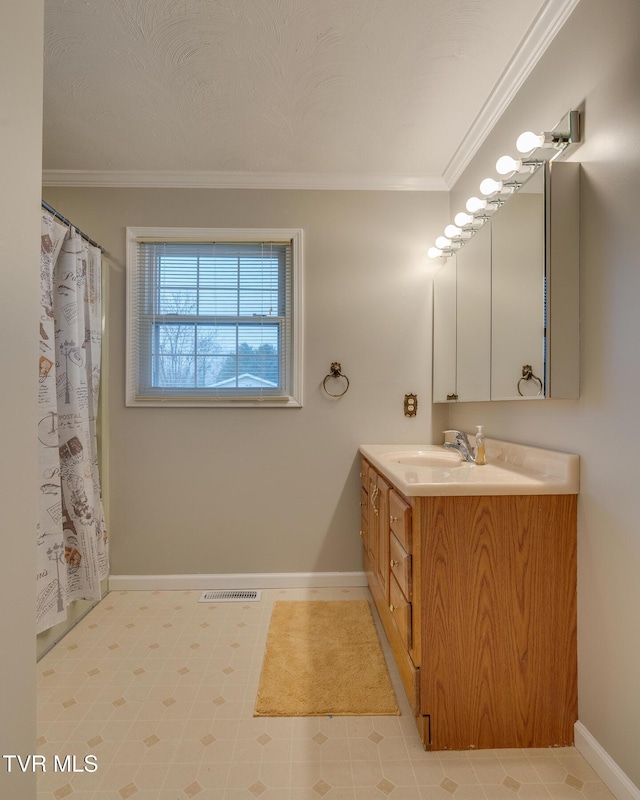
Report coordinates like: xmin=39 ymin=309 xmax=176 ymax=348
xmin=126 ymin=227 xmax=303 ymax=407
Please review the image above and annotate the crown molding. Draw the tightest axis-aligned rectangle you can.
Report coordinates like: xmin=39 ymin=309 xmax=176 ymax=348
xmin=443 ymin=0 xmax=581 ymax=188
xmin=42 ymin=169 xmax=448 ymax=192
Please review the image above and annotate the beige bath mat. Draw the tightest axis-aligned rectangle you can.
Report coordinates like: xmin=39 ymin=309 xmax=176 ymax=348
xmin=254 ymin=599 xmax=399 ymax=716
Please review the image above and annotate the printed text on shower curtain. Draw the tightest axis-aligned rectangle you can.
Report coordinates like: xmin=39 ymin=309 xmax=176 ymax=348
xmin=37 ymin=212 xmax=108 ymax=634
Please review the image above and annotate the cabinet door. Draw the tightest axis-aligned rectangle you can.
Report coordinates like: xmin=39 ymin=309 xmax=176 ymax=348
xmin=432 ymin=224 xmax=491 ymax=403
xmin=363 ymin=466 xmax=375 ymax=567
xmin=432 ymin=257 xmax=457 ymax=402
xmin=361 ymin=464 xmax=377 ymax=583
xmin=491 ymin=172 xmax=545 ymax=400
xmin=359 ymin=460 xmax=369 ymax=557
xmin=420 ymin=494 xmax=577 ymax=750
xmin=456 ymin=221 xmax=491 ymax=401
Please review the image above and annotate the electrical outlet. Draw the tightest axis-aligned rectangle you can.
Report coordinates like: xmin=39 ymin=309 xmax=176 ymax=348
xmin=404 ymin=393 xmax=418 ymax=417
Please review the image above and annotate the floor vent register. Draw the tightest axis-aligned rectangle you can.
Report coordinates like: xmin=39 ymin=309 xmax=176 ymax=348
xmin=198 ymin=589 xmax=262 ymax=603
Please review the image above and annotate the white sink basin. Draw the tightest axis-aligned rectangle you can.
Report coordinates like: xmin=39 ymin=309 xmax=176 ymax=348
xmin=385 ymin=450 xmax=468 ymax=468
xmin=359 ymin=440 xmax=579 ymax=497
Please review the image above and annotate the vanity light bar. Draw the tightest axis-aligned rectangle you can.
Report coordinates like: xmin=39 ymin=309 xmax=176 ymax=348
xmin=428 ymin=109 xmax=581 ymax=259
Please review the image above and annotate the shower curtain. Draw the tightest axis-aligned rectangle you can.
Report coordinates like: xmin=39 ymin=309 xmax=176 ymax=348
xmin=36 ymin=211 xmax=108 ymax=634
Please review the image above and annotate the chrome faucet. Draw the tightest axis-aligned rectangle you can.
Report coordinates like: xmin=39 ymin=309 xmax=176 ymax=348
xmin=443 ymin=430 xmax=476 ymax=463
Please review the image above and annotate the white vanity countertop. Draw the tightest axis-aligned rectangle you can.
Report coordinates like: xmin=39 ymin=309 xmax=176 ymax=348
xmin=359 ymin=439 xmax=580 ymax=497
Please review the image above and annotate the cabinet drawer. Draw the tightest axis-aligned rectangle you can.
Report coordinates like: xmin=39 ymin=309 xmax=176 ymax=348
xmin=389 ymin=573 xmax=412 ymax=650
xmin=389 ymin=533 xmax=412 ymax=600
xmin=389 ymin=491 xmax=412 ymax=551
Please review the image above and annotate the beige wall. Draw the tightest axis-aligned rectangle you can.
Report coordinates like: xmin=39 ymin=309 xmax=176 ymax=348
xmin=42 ymin=187 xmax=449 ymax=577
xmin=0 ymin=1 xmax=42 ymax=797
xmin=447 ymin=0 xmax=640 ymax=787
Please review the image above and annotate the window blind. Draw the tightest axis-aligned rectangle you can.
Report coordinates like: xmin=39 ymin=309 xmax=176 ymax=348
xmin=126 ymin=229 xmax=302 ymax=407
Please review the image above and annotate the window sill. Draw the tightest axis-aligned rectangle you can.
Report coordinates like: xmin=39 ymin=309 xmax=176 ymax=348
xmin=126 ymin=394 xmax=302 ymax=408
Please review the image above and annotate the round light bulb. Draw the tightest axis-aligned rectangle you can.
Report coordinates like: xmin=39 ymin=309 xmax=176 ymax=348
xmin=516 ymin=130 xmax=545 ymax=153
xmin=428 ymin=246 xmax=443 ymax=259
xmin=435 ymin=235 xmax=452 ymax=249
xmin=444 ymin=224 xmax=462 ymax=238
xmin=466 ymin=196 xmax=486 ymax=214
xmin=479 ymin=177 xmax=503 ymax=196
xmin=496 ymin=154 xmax=520 ymax=175
xmin=454 ymin=211 xmax=474 ymax=227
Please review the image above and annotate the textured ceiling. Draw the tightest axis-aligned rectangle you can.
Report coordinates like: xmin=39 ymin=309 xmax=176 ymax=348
xmin=42 ymin=0 xmax=574 ymax=188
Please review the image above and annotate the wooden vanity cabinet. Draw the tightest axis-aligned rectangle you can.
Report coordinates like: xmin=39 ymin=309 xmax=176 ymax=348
xmin=360 ymin=459 xmax=578 ymax=751
xmin=360 ymin=462 xmax=422 ymax=721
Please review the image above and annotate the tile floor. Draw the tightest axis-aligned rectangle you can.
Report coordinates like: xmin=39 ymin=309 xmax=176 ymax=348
xmin=37 ymin=587 xmax=615 ymax=800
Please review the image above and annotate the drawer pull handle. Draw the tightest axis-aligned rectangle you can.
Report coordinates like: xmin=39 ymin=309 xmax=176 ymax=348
xmin=359 ymin=530 xmax=364 ymax=538
xmin=390 ymin=559 xmax=399 ymax=567
xmin=389 ymin=604 xmax=395 ymax=613
xmin=390 ymin=515 xmax=399 ymax=523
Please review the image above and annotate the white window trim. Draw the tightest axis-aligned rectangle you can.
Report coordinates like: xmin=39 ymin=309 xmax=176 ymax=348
xmin=125 ymin=227 xmax=303 ymax=408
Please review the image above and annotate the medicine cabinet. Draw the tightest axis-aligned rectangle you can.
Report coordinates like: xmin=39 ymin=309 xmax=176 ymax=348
xmin=433 ymin=161 xmax=579 ymax=403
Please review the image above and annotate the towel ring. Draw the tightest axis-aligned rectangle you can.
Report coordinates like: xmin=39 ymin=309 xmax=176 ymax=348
xmin=517 ymin=364 xmax=543 ymax=396
xmin=323 ymin=362 xmax=350 ymax=397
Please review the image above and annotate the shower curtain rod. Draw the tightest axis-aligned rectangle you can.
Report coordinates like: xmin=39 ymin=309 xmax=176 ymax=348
xmin=41 ymin=201 xmax=105 ymax=252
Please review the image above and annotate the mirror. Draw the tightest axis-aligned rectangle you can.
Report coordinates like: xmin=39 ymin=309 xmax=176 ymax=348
xmin=433 ymin=223 xmax=491 ymax=403
xmin=491 ymin=168 xmax=545 ymax=399
xmin=432 ymin=256 xmax=457 ymax=402
xmin=432 ymin=161 xmax=579 ymax=403
xmin=456 ymin=220 xmax=491 ymax=401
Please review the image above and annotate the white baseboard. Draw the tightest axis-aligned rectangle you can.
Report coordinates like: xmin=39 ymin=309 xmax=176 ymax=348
xmin=575 ymin=721 xmax=640 ymax=800
xmin=108 ymin=571 xmax=368 ymax=592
